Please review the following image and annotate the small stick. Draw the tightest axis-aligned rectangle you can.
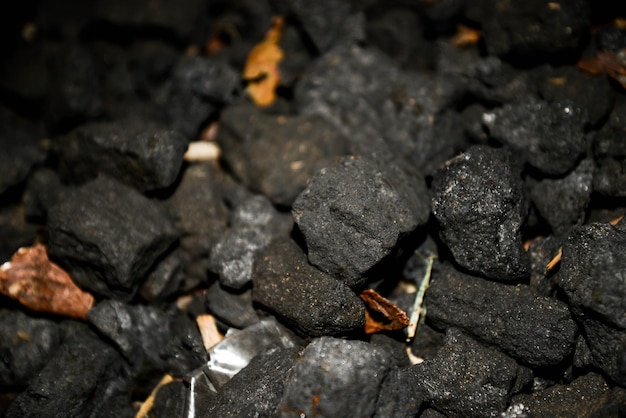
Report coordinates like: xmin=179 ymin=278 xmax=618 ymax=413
xmin=545 ymin=247 xmax=562 ymax=273
xmin=406 ymin=253 xmax=436 ymax=343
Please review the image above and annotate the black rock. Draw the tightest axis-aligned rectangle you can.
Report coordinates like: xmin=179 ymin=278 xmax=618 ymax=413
xmin=412 ymin=328 xmax=532 ymax=418
xmin=205 ymin=281 xmax=260 ymax=329
xmin=482 ymin=97 xmax=589 ymax=175
xmin=47 ymin=175 xmax=179 ymax=299
xmin=252 ymin=239 xmax=365 ymax=337
xmin=0 ymin=107 xmax=46 ymax=195
xmin=530 ymin=158 xmax=594 ymax=236
xmin=218 ymin=103 xmax=349 ymax=206
xmin=275 ymin=337 xmax=393 ymax=418
xmin=3 ymin=324 xmax=134 ymax=418
xmin=374 ymin=367 xmax=423 ymax=418
xmin=431 ymin=145 xmax=530 ymax=281
xmin=162 ymin=56 xmax=239 ymax=139
xmin=162 ymin=162 xmax=228 ymax=285
xmin=54 ymin=118 xmax=188 ymax=192
xmin=205 ymin=347 xmax=300 ymax=418
xmin=593 ymin=97 xmax=626 ymax=197
xmin=293 ymin=156 xmax=430 ymax=287
xmin=0 ymin=311 xmax=60 ymax=387
xmin=139 ymin=248 xmax=184 ymax=302
xmin=559 ymin=222 xmax=626 ymax=386
xmin=425 ymin=264 xmax=578 ymax=367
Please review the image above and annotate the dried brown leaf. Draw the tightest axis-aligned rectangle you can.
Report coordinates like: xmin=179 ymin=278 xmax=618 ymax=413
xmin=359 ymin=289 xmax=409 ymax=334
xmin=451 ymin=24 xmax=481 ymax=47
xmin=0 ymin=243 xmax=94 ymax=319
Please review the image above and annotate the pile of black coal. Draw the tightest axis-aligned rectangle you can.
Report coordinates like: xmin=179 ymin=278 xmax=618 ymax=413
xmin=1 ymin=0 xmax=626 ymax=417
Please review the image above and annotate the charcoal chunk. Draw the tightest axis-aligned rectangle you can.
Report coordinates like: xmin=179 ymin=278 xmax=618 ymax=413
xmin=275 ymin=337 xmax=392 ymax=418
xmin=530 ymin=158 xmax=594 ymax=236
xmin=205 ymin=281 xmax=259 ymax=329
xmin=54 ymin=118 xmax=188 ymax=192
xmin=374 ymin=367 xmax=423 ymax=418
xmin=412 ymin=328 xmax=530 ymax=418
xmin=218 ymin=103 xmax=349 ymax=206
xmin=482 ymin=97 xmax=589 ymax=175
xmin=425 ymin=264 xmax=578 ymax=367
xmin=47 ymin=176 xmax=178 ymax=299
xmin=593 ymin=97 xmax=626 ymax=197
xmin=163 ymin=56 xmax=239 ymax=139
xmin=559 ymin=223 xmax=626 ymax=385
xmin=431 ymin=145 xmax=530 ymax=281
xmin=139 ymin=248 xmax=184 ymax=302
xmin=293 ymin=156 xmax=429 ymax=287
xmin=0 ymin=311 xmax=60 ymax=386
xmin=0 ymin=107 xmax=46 ymax=195
xmin=205 ymin=347 xmax=300 ymax=418
xmin=252 ymin=239 xmax=365 ymax=337
xmin=4 ymin=324 xmax=133 ymax=418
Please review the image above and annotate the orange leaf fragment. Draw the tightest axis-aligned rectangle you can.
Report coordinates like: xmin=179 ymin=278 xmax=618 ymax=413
xmin=545 ymin=247 xmax=562 ymax=273
xmin=0 ymin=243 xmax=95 ymax=319
xmin=451 ymin=24 xmax=481 ymax=48
xmin=243 ymin=16 xmax=285 ymax=107
xmin=359 ymin=289 xmax=409 ymax=334
xmin=578 ymin=49 xmax=626 ymax=89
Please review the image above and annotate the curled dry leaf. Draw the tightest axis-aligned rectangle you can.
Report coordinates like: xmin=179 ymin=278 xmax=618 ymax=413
xmin=243 ymin=16 xmax=285 ymax=107
xmin=0 ymin=243 xmax=95 ymax=319
xmin=359 ymin=288 xmax=409 ymax=334
xmin=578 ymin=49 xmax=626 ymax=89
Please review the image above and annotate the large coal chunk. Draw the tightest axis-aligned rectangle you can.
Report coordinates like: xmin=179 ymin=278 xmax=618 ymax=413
xmin=162 ymin=56 xmax=239 ymax=139
xmin=559 ymin=223 xmax=626 ymax=386
xmin=4 ymin=324 xmax=133 ymax=418
xmin=0 ymin=107 xmax=46 ymax=195
xmin=412 ymin=328 xmax=531 ymax=418
xmin=431 ymin=145 xmax=529 ymax=281
xmin=275 ymin=337 xmax=392 ymax=418
xmin=205 ymin=347 xmax=300 ymax=417
xmin=252 ymin=239 xmax=365 ymax=337
xmin=293 ymin=156 xmax=429 ymax=287
xmin=425 ymin=264 xmax=578 ymax=367
xmin=88 ymin=299 xmax=207 ymax=376
xmin=218 ymin=103 xmax=349 ymax=206
xmin=0 ymin=311 xmax=60 ymax=386
xmin=47 ymin=176 xmax=178 ymax=299
xmin=482 ymin=97 xmax=589 ymax=175
xmin=530 ymin=158 xmax=594 ymax=236
xmin=54 ymin=118 xmax=187 ymax=192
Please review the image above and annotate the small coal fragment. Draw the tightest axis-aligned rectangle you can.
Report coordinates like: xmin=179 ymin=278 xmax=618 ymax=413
xmin=293 ymin=155 xmax=429 ymax=287
xmin=162 ymin=56 xmax=239 ymax=139
xmin=163 ymin=162 xmax=228 ymax=285
xmin=374 ymin=367 xmax=423 ymax=418
xmin=252 ymin=239 xmax=365 ymax=337
xmin=530 ymin=158 xmax=594 ymax=236
xmin=593 ymin=97 xmax=626 ymax=197
xmin=0 ymin=107 xmax=46 ymax=195
xmin=411 ymin=328 xmax=532 ymax=418
xmin=209 ymin=195 xmax=291 ymax=289
xmin=482 ymin=97 xmax=589 ymax=175
xmin=426 ymin=264 xmax=578 ymax=367
xmin=559 ymin=222 xmax=626 ymax=386
xmin=218 ymin=103 xmax=349 ymax=206
xmin=204 ymin=347 xmax=300 ymax=418
xmin=23 ymin=168 xmax=65 ymax=222
xmin=54 ymin=118 xmax=188 ymax=192
xmin=139 ymin=248 xmax=184 ymax=302
xmin=47 ymin=175 xmax=178 ymax=299
xmin=510 ymin=372 xmax=618 ymax=417
xmin=4 ymin=324 xmax=133 ymax=418
xmin=205 ymin=281 xmax=259 ymax=329
xmin=431 ymin=145 xmax=530 ymax=281
xmin=275 ymin=336 xmax=393 ymax=418
xmin=0 ymin=311 xmax=60 ymax=386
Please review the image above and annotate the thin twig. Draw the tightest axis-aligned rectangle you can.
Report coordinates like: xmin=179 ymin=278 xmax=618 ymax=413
xmin=406 ymin=253 xmax=436 ymax=343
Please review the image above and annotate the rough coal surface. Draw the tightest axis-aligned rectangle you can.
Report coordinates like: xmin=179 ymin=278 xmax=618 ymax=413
xmin=559 ymin=222 xmax=626 ymax=385
xmin=205 ymin=347 xmax=300 ymax=417
xmin=139 ymin=248 xmax=184 ymax=302
xmin=54 ymin=118 xmax=188 ymax=192
xmin=374 ymin=367 xmax=423 ymax=418
xmin=482 ymin=96 xmax=589 ymax=175
xmin=293 ymin=155 xmax=430 ymax=287
xmin=205 ymin=281 xmax=259 ymax=329
xmin=0 ymin=311 xmax=60 ymax=387
xmin=218 ymin=103 xmax=349 ymax=206
xmin=411 ymin=328 xmax=532 ymax=418
xmin=46 ymin=175 xmax=178 ymax=299
xmin=530 ymin=158 xmax=594 ymax=236
xmin=432 ymin=145 xmax=530 ymax=281
xmin=592 ymin=96 xmax=626 ymax=197
xmin=4 ymin=324 xmax=133 ymax=418
xmin=275 ymin=337 xmax=392 ymax=418
xmin=253 ymin=239 xmax=365 ymax=337
xmin=426 ymin=264 xmax=578 ymax=367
